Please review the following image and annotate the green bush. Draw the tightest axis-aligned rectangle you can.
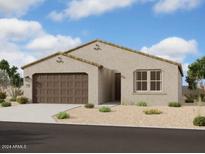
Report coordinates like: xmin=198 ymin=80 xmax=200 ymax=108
xmin=168 ymin=102 xmax=181 ymax=107
xmin=201 ymin=94 xmax=205 ymax=102
xmin=84 ymin=103 xmax=95 ymax=109
xmin=136 ymin=101 xmax=147 ymax=107
xmin=144 ymin=109 xmax=162 ymax=115
xmin=185 ymin=94 xmax=196 ymax=103
xmin=8 ymin=87 xmax=23 ymax=100
xmin=193 ymin=116 xmax=205 ymax=126
xmin=57 ymin=112 xmax=69 ymax=119
xmin=10 ymin=97 xmax=16 ymax=102
xmin=185 ymin=98 xmax=194 ymax=103
xmin=0 ymin=99 xmax=5 ymax=103
xmin=16 ymin=96 xmax=28 ymax=104
xmin=99 ymin=106 xmax=111 ymax=112
xmin=0 ymin=91 xmax=7 ymax=99
xmin=1 ymin=101 xmax=11 ymax=107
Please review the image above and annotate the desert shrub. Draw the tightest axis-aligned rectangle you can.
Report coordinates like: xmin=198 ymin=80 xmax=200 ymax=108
xmin=84 ymin=103 xmax=94 ymax=109
xmin=185 ymin=94 xmax=205 ymax=103
xmin=10 ymin=97 xmax=16 ymax=102
xmin=185 ymin=98 xmax=194 ymax=103
xmin=0 ymin=91 xmax=6 ymax=99
xmin=1 ymin=101 xmax=11 ymax=107
xmin=0 ymin=99 xmax=5 ymax=103
xmin=185 ymin=94 xmax=199 ymax=103
xmin=185 ymin=94 xmax=196 ymax=103
xmin=16 ymin=96 xmax=28 ymax=104
xmin=193 ymin=116 xmax=205 ymax=126
xmin=144 ymin=109 xmax=162 ymax=115
xmin=8 ymin=87 xmax=23 ymax=100
xmin=201 ymin=94 xmax=205 ymax=102
xmin=99 ymin=106 xmax=111 ymax=112
xmin=0 ymin=70 xmax=10 ymax=90
xmin=57 ymin=112 xmax=69 ymax=119
xmin=168 ymin=102 xmax=181 ymax=107
xmin=136 ymin=101 xmax=147 ymax=107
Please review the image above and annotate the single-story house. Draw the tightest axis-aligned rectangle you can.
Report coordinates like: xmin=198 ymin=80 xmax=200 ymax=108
xmin=22 ymin=39 xmax=183 ymax=105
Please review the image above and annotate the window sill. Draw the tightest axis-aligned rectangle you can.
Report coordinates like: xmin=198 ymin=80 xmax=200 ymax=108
xmin=132 ymin=92 xmax=167 ymax=95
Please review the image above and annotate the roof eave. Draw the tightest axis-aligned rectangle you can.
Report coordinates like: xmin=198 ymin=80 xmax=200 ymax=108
xmin=21 ymin=51 xmax=103 ymax=70
xmin=21 ymin=52 xmax=62 ymax=69
xmin=22 ymin=39 xmax=183 ymax=76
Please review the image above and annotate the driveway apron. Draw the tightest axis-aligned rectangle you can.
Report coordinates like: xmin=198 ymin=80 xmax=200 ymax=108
xmin=0 ymin=104 xmax=80 ymax=123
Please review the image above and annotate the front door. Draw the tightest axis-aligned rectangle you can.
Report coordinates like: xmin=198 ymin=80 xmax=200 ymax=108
xmin=115 ymin=73 xmax=121 ymax=101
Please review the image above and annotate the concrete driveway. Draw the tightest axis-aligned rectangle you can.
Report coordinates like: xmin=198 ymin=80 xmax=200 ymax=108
xmin=0 ymin=104 xmax=80 ymax=123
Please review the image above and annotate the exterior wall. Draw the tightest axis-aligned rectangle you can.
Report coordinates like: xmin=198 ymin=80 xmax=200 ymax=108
xmin=98 ymin=68 xmax=115 ymax=104
xmin=70 ymin=41 xmax=183 ymax=105
xmin=23 ymin=55 xmax=99 ymax=105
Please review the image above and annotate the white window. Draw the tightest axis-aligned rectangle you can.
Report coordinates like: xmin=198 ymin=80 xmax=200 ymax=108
xmin=134 ymin=70 xmax=162 ymax=92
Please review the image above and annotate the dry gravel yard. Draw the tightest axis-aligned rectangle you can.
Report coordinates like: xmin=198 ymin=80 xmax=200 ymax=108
xmin=54 ymin=105 xmax=205 ymax=129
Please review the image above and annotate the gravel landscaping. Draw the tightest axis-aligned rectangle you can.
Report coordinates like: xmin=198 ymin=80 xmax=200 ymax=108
xmin=54 ymin=105 xmax=205 ymax=129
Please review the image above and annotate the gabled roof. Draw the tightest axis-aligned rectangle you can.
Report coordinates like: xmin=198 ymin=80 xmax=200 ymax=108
xmin=21 ymin=52 xmax=103 ymax=69
xmin=63 ymin=53 xmax=103 ymax=68
xmin=21 ymin=39 xmax=183 ymax=76
xmin=64 ymin=39 xmax=183 ymax=76
xmin=22 ymin=52 xmax=60 ymax=69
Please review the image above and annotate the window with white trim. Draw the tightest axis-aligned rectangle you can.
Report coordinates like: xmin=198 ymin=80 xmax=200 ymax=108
xmin=134 ymin=70 xmax=162 ymax=92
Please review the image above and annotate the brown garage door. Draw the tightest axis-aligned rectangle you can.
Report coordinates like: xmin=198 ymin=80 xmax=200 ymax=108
xmin=33 ymin=73 xmax=88 ymax=104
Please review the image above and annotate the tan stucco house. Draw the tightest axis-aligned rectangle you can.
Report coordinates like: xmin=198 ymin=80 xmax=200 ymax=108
xmin=22 ymin=39 xmax=183 ymax=105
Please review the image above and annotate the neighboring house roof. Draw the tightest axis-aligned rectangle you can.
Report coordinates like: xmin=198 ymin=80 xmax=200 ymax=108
xmin=21 ymin=52 xmax=103 ymax=69
xmin=21 ymin=39 xmax=183 ymax=76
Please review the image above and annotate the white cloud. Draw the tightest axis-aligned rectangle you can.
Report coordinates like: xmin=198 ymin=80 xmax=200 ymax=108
xmin=0 ymin=18 xmax=81 ymax=72
xmin=182 ymin=63 xmax=189 ymax=85
xmin=49 ymin=0 xmax=136 ymax=21
xmin=48 ymin=0 xmax=202 ymax=21
xmin=141 ymin=37 xmax=198 ymax=62
xmin=0 ymin=0 xmax=44 ymax=17
xmin=0 ymin=18 xmax=43 ymax=41
xmin=48 ymin=11 xmax=65 ymax=22
xmin=0 ymin=41 xmax=36 ymax=70
xmin=153 ymin=0 xmax=201 ymax=14
xmin=182 ymin=63 xmax=189 ymax=76
xmin=141 ymin=37 xmax=198 ymax=84
xmin=27 ymin=34 xmax=81 ymax=53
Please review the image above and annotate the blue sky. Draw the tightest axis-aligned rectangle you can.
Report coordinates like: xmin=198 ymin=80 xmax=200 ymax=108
xmin=0 ymin=0 xmax=204 ymax=84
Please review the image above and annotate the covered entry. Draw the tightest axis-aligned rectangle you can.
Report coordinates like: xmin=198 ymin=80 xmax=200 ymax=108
xmin=33 ymin=73 xmax=88 ymax=104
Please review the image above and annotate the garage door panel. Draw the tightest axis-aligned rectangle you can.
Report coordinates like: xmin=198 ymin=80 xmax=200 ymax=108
xmin=37 ymin=97 xmax=45 ymax=101
xmin=76 ymin=97 xmax=87 ymax=104
xmin=39 ymin=89 xmax=47 ymax=96
xmin=46 ymin=97 xmax=59 ymax=103
xmin=33 ymin=73 xmax=88 ymax=104
xmin=61 ymin=90 xmax=66 ymax=96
